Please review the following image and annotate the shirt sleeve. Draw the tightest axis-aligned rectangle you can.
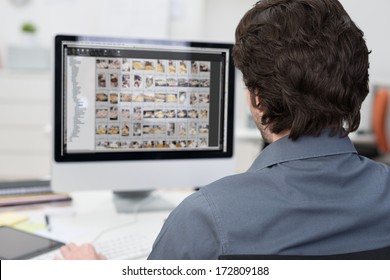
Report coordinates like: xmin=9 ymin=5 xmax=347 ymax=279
xmin=147 ymin=190 xmax=223 ymax=260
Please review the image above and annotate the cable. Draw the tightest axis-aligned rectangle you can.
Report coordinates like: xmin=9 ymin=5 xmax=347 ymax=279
xmin=91 ymin=194 xmax=158 ymax=243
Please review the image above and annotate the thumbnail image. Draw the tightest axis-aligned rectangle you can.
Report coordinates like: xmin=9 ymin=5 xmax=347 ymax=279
xmin=134 ymin=74 xmax=142 ymax=88
xmin=122 ymin=59 xmax=131 ymax=71
xmin=108 ymin=59 xmax=121 ymax=70
xmin=179 ymin=61 xmax=188 ymax=74
xmin=166 ymin=93 xmax=177 ymax=103
xmin=199 ymin=94 xmax=210 ymax=103
xmin=143 ymin=141 xmax=154 ymax=148
xmin=131 ymin=141 xmax=142 ymax=148
xmin=98 ymin=73 xmax=107 ymax=88
xmin=153 ymin=124 xmax=166 ymax=135
xmin=155 ymin=109 xmax=165 ymax=119
xmin=133 ymin=107 xmax=142 ymax=121
xmin=121 ymin=109 xmax=130 ymax=119
xmin=97 ymin=141 xmax=109 ymax=149
xmin=110 ymin=73 xmax=119 ymax=88
xmin=168 ymin=60 xmax=176 ymax=73
xmin=144 ymin=92 xmax=155 ymax=102
xmin=199 ymin=124 xmax=209 ymax=134
xmin=199 ymin=79 xmax=210 ymax=87
xmin=190 ymin=93 xmax=197 ymax=105
xmin=107 ymin=125 xmax=120 ymax=135
xmin=178 ymin=78 xmax=189 ymax=87
xmin=108 ymin=141 xmax=121 ymax=149
xmin=132 ymin=93 xmax=144 ymax=102
xmin=143 ymin=110 xmax=154 ymax=119
xmin=121 ymin=124 xmax=130 ymax=136
xmin=188 ymin=122 xmax=198 ymax=136
xmin=199 ymin=138 xmax=208 ymax=147
xmin=132 ymin=60 xmax=145 ymax=70
xmin=200 ymin=109 xmax=209 ymax=120
xmin=191 ymin=61 xmax=198 ymax=74
xmin=177 ymin=109 xmax=187 ymax=118
xmin=120 ymin=141 xmax=130 ymax=149
xmin=96 ymin=59 xmax=108 ymax=69
xmin=120 ymin=93 xmax=131 ymax=102
xmin=167 ymin=77 xmax=178 ymax=87
xmin=143 ymin=125 xmax=153 ymax=135
xmin=133 ymin=123 xmax=141 ymax=136
xmin=155 ymin=77 xmax=167 ymax=87
xmin=188 ymin=109 xmax=198 ymax=118
xmin=177 ymin=123 xmax=187 ymax=136
xmin=177 ymin=140 xmax=187 ymax=148
xmin=109 ymin=93 xmax=118 ymax=104
xmin=179 ymin=92 xmax=187 ymax=104
xmin=166 ymin=109 xmax=176 ymax=118
xmin=109 ymin=107 xmax=118 ymax=120
xmin=154 ymin=93 xmax=166 ymax=103
xmin=96 ymin=92 xmax=108 ymax=102
xmin=167 ymin=123 xmax=175 ymax=136
xmin=145 ymin=76 xmax=154 ymax=88
xmin=96 ymin=109 xmax=108 ymax=119
xmin=199 ymin=62 xmax=210 ymax=72
xmin=96 ymin=124 xmax=107 ymax=135
xmin=189 ymin=79 xmax=199 ymax=87
xmin=187 ymin=140 xmax=197 ymax=148
xmin=122 ymin=74 xmax=131 ymax=88
xmin=157 ymin=60 xmax=165 ymax=73
xmin=144 ymin=61 xmax=155 ymax=71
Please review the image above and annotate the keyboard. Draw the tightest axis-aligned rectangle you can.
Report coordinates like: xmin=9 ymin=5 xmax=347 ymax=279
xmin=93 ymin=234 xmax=151 ymax=260
xmin=31 ymin=234 xmax=152 ymax=260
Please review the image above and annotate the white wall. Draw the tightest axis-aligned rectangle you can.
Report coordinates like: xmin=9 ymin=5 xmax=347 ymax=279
xmin=0 ymin=0 xmax=170 ymax=67
xmin=340 ymin=0 xmax=390 ymax=131
xmin=203 ymin=0 xmax=256 ymax=42
xmin=168 ymin=0 xmax=206 ymax=40
xmin=340 ymin=0 xmax=390 ymax=82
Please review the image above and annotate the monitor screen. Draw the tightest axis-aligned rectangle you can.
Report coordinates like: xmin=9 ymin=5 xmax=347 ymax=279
xmin=52 ymin=35 xmax=235 ymax=193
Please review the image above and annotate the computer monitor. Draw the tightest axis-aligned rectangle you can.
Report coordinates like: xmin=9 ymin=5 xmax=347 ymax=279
xmin=51 ymin=35 xmax=235 ymax=200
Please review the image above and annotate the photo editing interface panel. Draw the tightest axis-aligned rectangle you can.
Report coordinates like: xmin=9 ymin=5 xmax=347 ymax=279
xmin=61 ymin=40 xmax=231 ymax=157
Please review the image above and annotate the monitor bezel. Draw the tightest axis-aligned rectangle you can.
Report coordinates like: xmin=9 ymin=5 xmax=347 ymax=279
xmin=54 ymin=35 xmax=235 ymax=162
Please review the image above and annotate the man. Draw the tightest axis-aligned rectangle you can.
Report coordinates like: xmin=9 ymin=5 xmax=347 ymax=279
xmin=58 ymin=0 xmax=390 ymax=260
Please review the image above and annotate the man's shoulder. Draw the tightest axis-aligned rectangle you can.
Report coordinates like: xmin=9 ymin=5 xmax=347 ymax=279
xmin=201 ymin=171 xmax=255 ymax=192
xmin=176 ymin=172 xmax=254 ymax=209
xmin=195 ymin=170 xmax=272 ymax=205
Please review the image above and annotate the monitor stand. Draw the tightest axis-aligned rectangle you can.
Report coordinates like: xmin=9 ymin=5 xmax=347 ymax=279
xmin=112 ymin=190 xmax=176 ymax=213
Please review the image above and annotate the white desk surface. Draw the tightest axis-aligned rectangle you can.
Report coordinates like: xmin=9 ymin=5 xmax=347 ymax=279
xmin=1 ymin=189 xmax=193 ymax=247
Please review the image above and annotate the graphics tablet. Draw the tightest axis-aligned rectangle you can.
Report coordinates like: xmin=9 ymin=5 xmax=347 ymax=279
xmin=0 ymin=226 xmax=64 ymax=260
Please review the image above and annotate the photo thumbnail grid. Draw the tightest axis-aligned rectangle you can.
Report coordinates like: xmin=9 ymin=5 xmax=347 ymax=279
xmin=95 ymin=57 xmax=212 ymax=151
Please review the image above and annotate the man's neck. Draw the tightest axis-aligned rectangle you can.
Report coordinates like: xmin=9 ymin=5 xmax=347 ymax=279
xmin=270 ymin=130 xmax=290 ymax=143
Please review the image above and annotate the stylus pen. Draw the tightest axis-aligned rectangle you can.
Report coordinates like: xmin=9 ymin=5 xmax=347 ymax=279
xmin=45 ymin=214 xmax=51 ymax=232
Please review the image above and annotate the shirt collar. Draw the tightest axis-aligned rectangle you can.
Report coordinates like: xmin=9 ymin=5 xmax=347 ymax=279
xmin=248 ymin=129 xmax=358 ymax=172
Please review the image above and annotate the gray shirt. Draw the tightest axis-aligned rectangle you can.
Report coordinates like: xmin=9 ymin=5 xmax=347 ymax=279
xmin=148 ymin=131 xmax=390 ymax=259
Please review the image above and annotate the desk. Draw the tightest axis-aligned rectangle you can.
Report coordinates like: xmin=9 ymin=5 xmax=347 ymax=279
xmin=0 ymin=189 xmax=193 ymax=254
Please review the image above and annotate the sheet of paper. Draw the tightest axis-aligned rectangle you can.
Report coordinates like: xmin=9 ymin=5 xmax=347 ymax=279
xmin=0 ymin=212 xmax=29 ymax=226
xmin=13 ymin=221 xmax=46 ymax=233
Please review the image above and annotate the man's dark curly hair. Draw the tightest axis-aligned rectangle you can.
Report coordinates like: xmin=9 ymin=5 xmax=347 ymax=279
xmin=233 ymin=0 xmax=370 ymax=140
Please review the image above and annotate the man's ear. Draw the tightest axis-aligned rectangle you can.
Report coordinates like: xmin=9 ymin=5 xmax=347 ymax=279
xmin=256 ymin=100 xmax=264 ymax=118
xmin=247 ymin=89 xmax=263 ymax=113
xmin=253 ymin=94 xmax=264 ymax=116
xmin=255 ymin=95 xmax=261 ymax=107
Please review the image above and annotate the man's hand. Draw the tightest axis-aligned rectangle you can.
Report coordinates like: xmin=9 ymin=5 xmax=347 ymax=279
xmin=54 ymin=243 xmax=107 ymax=260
